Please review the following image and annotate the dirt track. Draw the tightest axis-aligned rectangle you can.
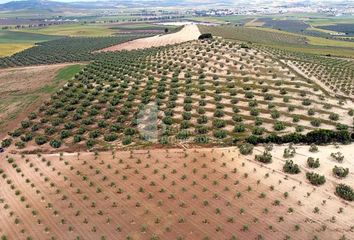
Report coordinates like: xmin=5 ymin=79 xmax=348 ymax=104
xmin=99 ymin=24 xmax=201 ymax=52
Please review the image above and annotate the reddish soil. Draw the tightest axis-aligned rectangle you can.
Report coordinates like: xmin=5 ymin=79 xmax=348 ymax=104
xmin=0 ymin=147 xmax=352 ymax=239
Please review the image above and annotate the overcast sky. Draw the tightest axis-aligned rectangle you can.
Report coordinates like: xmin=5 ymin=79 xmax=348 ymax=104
xmin=0 ymin=0 xmax=348 ymax=5
xmin=0 ymin=0 xmax=101 ymax=3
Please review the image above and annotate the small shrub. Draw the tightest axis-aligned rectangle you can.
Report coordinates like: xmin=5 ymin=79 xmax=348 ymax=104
xmin=309 ymin=144 xmax=318 ymax=152
xmin=273 ymin=121 xmax=285 ymax=131
xmin=122 ymin=137 xmax=132 ymax=145
xmin=306 ymin=172 xmax=326 ymax=186
xmin=162 ymin=116 xmax=173 ymax=125
xmin=255 ymin=151 xmax=272 ymax=163
xmin=307 ymin=157 xmax=320 ymax=168
xmin=252 ymin=127 xmax=265 ymax=135
xmin=73 ymin=135 xmax=83 ymax=143
xmin=283 ymin=145 xmax=296 ymax=158
xmin=60 ymin=130 xmax=71 ymax=139
xmin=335 ymin=184 xmax=354 ymax=201
xmin=86 ymin=139 xmax=96 ymax=149
xmin=331 ymin=152 xmax=344 ymax=162
xmin=15 ymin=141 xmax=26 ymax=149
xmin=213 ymin=130 xmax=228 ymax=139
xmin=104 ymin=133 xmax=118 ymax=142
xmin=310 ymin=119 xmax=321 ymax=127
xmin=302 ymin=99 xmax=311 ymax=106
xmin=213 ymin=119 xmax=226 ymax=128
xmin=194 ymin=135 xmax=209 ymax=144
xmin=234 ymin=124 xmax=246 ymax=133
xmin=50 ymin=139 xmax=62 ymax=149
xmin=35 ymin=136 xmax=48 ymax=145
xmin=329 ymin=113 xmax=339 ymax=121
xmin=332 ymin=166 xmax=349 ymax=178
xmin=1 ymin=138 xmax=12 ymax=148
xmin=283 ymin=160 xmax=300 ymax=174
xmin=238 ymin=143 xmax=253 ymax=155
xmin=250 ymin=108 xmax=259 ymax=116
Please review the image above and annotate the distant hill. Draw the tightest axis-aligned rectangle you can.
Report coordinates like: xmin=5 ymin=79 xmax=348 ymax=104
xmin=0 ymin=0 xmax=69 ymax=10
xmin=0 ymin=0 xmax=235 ymax=11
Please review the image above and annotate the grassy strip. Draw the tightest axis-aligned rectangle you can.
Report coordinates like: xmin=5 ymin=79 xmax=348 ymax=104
xmin=0 ymin=64 xmax=84 ymax=131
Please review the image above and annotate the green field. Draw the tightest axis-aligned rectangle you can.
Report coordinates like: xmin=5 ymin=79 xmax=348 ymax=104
xmin=13 ymin=23 xmax=116 ymax=37
xmin=199 ymin=25 xmax=354 ymax=58
xmin=198 ymin=25 xmax=307 ymax=45
xmin=0 ymin=31 xmax=60 ymax=43
xmin=0 ymin=9 xmax=99 ymax=18
xmin=306 ymin=16 xmax=354 ymax=26
xmin=0 ymin=30 xmax=61 ymax=56
xmin=109 ymin=23 xmax=178 ymax=31
xmin=253 ymin=27 xmax=354 ymax=48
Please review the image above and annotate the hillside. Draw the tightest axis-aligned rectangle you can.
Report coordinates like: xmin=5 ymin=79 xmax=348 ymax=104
xmin=2 ymin=38 xmax=353 ymax=152
xmin=0 ymin=21 xmax=354 ymax=240
xmin=0 ymin=0 xmax=235 ymax=11
xmin=199 ymin=25 xmax=354 ymax=98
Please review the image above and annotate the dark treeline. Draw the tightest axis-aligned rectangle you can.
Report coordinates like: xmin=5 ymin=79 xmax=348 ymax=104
xmin=245 ymin=129 xmax=353 ymax=145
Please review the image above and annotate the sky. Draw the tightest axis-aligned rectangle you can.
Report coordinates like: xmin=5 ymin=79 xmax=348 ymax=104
xmin=0 ymin=0 xmax=103 ymax=3
xmin=0 ymin=0 xmax=348 ymax=4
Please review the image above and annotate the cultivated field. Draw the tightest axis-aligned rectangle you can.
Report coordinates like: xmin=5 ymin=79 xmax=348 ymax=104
xmin=0 ymin=30 xmax=60 ymax=56
xmin=198 ymin=25 xmax=354 ymax=97
xmin=1 ymin=18 xmax=354 ymax=240
xmin=3 ymin=38 xmax=353 ymax=152
xmin=12 ymin=23 xmax=117 ymax=37
xmin=261 ymin=47 xmax=354 ymax=97
xmin=198 ymin=25 xmax=354 ymax=58
xmin=0 ymin=146 xmax=352 ymax=240
xmin=0 ymin=36 xmax=141 ymax=68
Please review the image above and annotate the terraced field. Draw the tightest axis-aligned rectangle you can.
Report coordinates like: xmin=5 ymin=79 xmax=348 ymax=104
xmin=0 ymin=24 xmax=354 ymax=240
xmin=198 ymin=25 xmax=308 ymax=45
xmin=0 ymin=36 xmax=142 ymax=68
xmin=3 ymin=39 xmax=353 ymax=152
xmin=262 ymin=47 xmax=354 ymax=97
xmin=197 ymin=25 xmax=354 ymax=98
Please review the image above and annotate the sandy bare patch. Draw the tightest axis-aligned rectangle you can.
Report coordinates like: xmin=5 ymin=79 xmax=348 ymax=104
xmin=0 ymin=64 xmax=74 ymax=139
xmin=99 ymin=25 xmax=201 ymax=52
xmin=0 ymin=64 xmax=70 ymax=96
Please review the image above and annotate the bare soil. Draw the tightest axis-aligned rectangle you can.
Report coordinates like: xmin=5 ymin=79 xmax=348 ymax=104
xmin=0 ymin=64 xmax=73 ymax=139
xmin=99 ymin=25 xmax=201 ymax=52
xmin=0 ymin=146 xmax=352 ymax=240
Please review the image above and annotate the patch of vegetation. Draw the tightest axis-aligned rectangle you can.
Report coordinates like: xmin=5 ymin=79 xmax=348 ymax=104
xmin=332 ymin=166 xmax=349 ymax=178
xmin=198 ymin=33 xmax=213 ymax=40
xmin=0 ymin=35 xmax=140 ymax=68
xmin=335 ymin=184 xmax=354 ymax=201
xmin=306 ymin=172 xmax=326 ymax=186
xmin=238 ymin=143 xmax=254 ymax=155
xmin=283 ymin=160 xmax=300 ymax=174
xmin=255 ymin=151 xmax=272 ymax=163
xmin=307 ymin=157 xmax=320 ymax=168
